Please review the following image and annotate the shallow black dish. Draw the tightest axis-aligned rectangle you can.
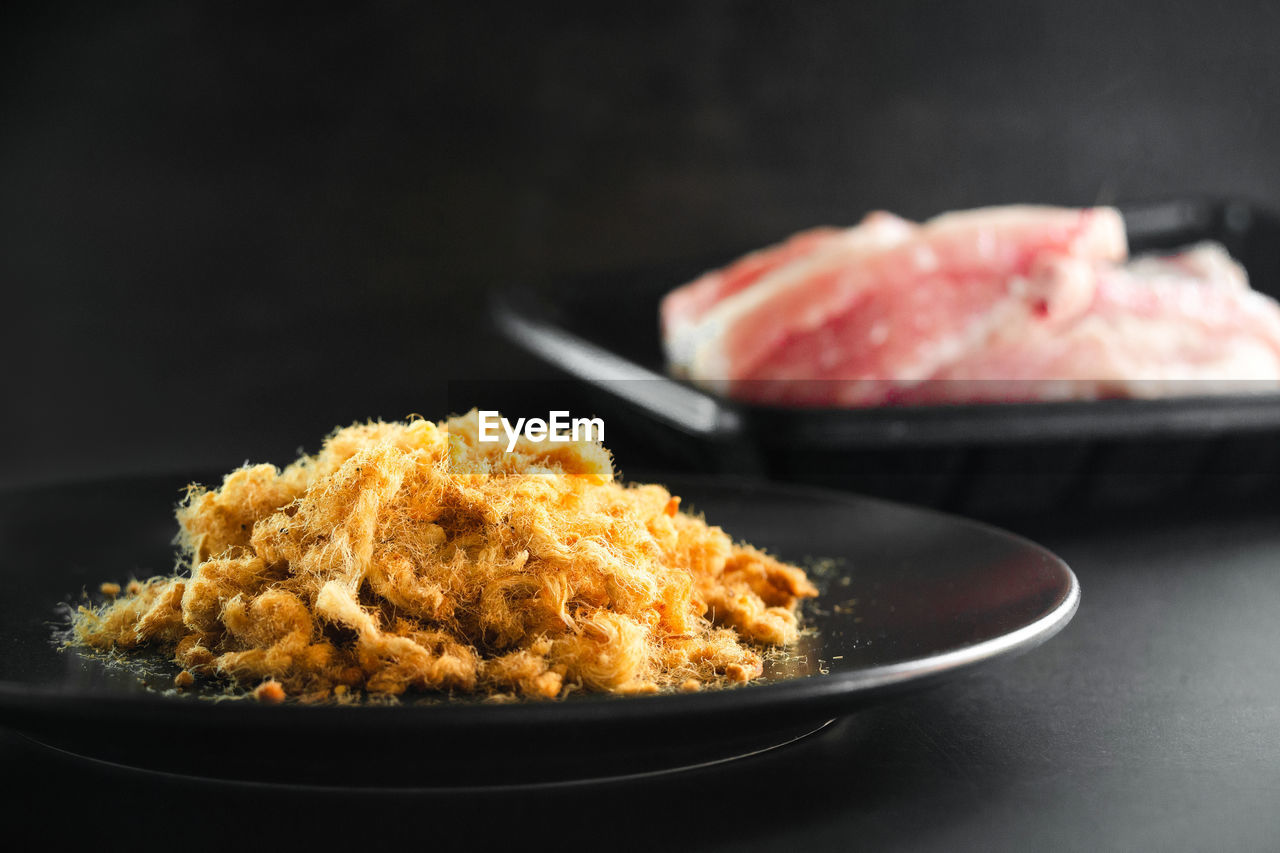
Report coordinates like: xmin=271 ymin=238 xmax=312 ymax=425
xmin=0 ymin=473 xmax=1076 ymax=788
xmin=492 ymin=198 xmax=1280 ymax=516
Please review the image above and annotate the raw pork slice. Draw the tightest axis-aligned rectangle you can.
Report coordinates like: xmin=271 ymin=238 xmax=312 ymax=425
xmin=661 ymin=212 xmax=915 ymax=372
xmin=659 ymin=205 xmax=1280 ymax=406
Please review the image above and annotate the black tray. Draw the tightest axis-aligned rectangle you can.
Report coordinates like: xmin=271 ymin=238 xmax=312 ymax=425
xmin=491 ymin=199 xmax=1280 ymax=517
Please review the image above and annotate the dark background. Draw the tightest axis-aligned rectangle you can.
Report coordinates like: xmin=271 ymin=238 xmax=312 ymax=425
xmin=6 ymin=0 xmax=1280 ymax=489
xmin=7 ymin=4 xmax=1280 ymax=848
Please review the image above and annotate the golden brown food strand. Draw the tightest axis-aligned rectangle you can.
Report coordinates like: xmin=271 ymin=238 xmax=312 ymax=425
xmin=71 ymin=411 xmax=817 ymax=699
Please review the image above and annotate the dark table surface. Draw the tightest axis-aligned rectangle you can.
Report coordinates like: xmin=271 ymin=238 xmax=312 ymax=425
xmin=7 ymin=499 xmax=1278 ymax=850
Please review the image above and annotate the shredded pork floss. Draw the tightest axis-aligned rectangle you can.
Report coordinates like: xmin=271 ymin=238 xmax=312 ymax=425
xmin=72 ymin=411 xmax=817 ymax=701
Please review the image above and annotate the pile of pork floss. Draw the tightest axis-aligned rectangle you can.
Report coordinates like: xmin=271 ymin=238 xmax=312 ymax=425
xmin=72 ymin=411 xmax=817 ymax=701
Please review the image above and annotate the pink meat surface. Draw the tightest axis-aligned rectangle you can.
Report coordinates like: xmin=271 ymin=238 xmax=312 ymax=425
xmin=662 ymin=212 xmax=916 ymax=372
xmin=660 ymin=226 xmax=842 ymax=341
xmin=899 ymin=246 xmax=1280 ymax=403
xmin=660 ymin=205 xmax=1280 ymax=406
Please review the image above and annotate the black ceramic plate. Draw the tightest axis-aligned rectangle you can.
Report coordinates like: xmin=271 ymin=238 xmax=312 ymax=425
xmin=0 ymin=473 xmax=1077 ymax=788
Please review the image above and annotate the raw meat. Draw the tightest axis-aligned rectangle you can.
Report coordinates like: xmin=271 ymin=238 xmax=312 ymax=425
xmin=659 ymin=206 xmax=1280 ymax=405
